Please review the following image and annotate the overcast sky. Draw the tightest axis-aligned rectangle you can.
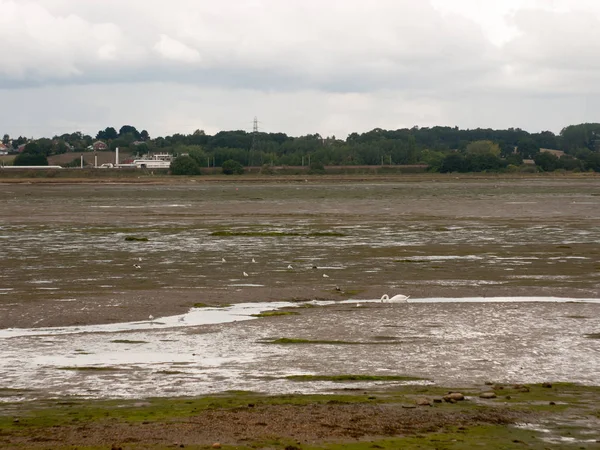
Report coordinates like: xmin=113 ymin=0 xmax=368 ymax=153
xmin=1 ymin=0 xmax=599 ymax=139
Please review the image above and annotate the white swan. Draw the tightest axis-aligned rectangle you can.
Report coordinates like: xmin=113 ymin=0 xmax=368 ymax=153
xmin=380 ymin=294 xmax=410 ymax=303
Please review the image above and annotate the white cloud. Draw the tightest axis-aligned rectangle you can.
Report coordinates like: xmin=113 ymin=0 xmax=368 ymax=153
xmin=0 ymin=0 xmax=146 ymax=82
xmin=154 ymin=34 xmax=201 ymax=64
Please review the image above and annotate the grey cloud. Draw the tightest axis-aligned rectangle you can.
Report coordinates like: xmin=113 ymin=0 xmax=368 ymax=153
xmin=1 ymin=0 xmax=499 ymax=93
xmin=2 ymin=0 xmax=600 ymax=139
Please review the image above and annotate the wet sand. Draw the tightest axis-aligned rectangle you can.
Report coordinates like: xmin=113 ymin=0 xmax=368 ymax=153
xmin=1 ymin=178 xmax=599 ymax=330
xmin=2 ymin=177 xmax=600 ymax=448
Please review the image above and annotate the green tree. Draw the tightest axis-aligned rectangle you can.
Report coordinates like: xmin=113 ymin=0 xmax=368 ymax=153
xmin=35 ymin=138 xmax=54 ymax=156
xmin=559 ymin=154 xmax=583 ymax=171
xmin=2 ymin=134 xmax=9 ymax=145
xmin=12 ymin=136 xmax=27 ymax=150
xmin=134 ymin=143 xmax=150 ymax=155
xmin=419 ymin=149 xmax=445 ymax=172
xmin=308 ymin=160 xmax=325 ymax=174
xmin=505 ymin=153 xmax=524 ymax=166
xmin=222 ymin=159 xmax=244 ymax=175
xmin=560 ymin=123 xmax=600 ymax=152
xmin=465 ymin=152 xmax=504 ymax=172
xmin=498 ymin=141 xmax=516 ymax=158
xmin=516 ymin=137 xmax=540 ymax=159
xmin=118 ymin=125 xmax=140 ymax=140
xmin=531 ymin=130 xmax=559 ymax=149
xmin=583 ymin=152 xmax=600 ymax=172
xmin=170 ymin=155 xmax=201 ymax=175
xmin=439 ymin=153 xmax=466 ymax=173
xmin=186 ymin=146 xmax=208 ymax=166
xmin=533 ymin=152 xmax=559 ymax=171
xmin=13 ymin=153 xmax=49 ymax=165
xmin=96 ymin=127 xmax=118 ymax=140
xmin=54 ymin=140 xmax=69 ymax=154
xmin=465 ymin=140 xmax=501 ymax=156
xmin=13 ymin=143 xmax=48 ymax=166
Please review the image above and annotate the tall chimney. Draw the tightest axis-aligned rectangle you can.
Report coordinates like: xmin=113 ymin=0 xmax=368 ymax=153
xmin=115 ymin=147 xmax=119 ymax=167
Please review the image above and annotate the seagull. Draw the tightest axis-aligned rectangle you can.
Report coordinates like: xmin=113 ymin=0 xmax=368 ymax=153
xmin=133 ymin=264 xmax=142 ymax=269
xmin=252 ymin=258 xmax=257 ymax=263
xmin=287 ymin=264 xmax=293 ymax=269
xmin=138 ymin=257 xmax=142 ymax=262
xmin=323 ymin=274 xmax=329 ymax=278
xmin=221 ymin=258 xmax=227 ymax=263
xmin=335 ymin=286 xmax=341 ymax=291
xmin=243 ymin=271 xmax=249 ymax=277
xmin=148 ymin=314 xmax=154 ymax=323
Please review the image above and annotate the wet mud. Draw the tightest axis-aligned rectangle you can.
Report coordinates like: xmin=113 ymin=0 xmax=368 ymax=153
xmin=1 ymin=179 xmax=600 ymax=401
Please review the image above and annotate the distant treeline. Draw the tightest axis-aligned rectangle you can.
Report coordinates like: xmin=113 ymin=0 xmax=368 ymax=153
xmin=4 ymin=123 xmax=600 ymax=173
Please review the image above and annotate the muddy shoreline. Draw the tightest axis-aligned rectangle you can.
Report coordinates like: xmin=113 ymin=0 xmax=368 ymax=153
xmin=2 ymin=383 xmax=599 ymax=449
xmin=1 ymin=284 xmax=597 ymax=330
xmin=2 ymin=179 xmax=600 ymax=330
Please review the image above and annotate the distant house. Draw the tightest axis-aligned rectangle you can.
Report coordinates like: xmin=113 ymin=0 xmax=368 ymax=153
xmin=0 ymin=143 xmax=8 ymax=155
xmin=92 ymin=141 xmax=109 ymax=151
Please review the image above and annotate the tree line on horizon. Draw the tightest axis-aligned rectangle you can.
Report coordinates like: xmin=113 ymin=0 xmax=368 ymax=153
xmin=4 ymin=123 xmax=600 ymax=173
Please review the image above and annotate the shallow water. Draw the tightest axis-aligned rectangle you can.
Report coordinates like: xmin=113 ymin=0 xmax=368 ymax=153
xmin=1 ymin=297 xmax=599 ymax=401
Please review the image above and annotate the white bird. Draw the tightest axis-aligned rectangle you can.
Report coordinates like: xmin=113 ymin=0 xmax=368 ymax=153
xmin=322 ymin=273 xmax=329 ymax=278
xmin=380 ymin=294 xmax=410 ymax=303
xmin=287 ymin=264 xmax=293 ymax=269
xmin=243 ymin=271 xmax=249 ymax=277
xmin=252 ymin=258 xmax=257 ymax=263
xmin=138 ymin=257 xmax=142 ymax=262
xmin=148 ymin=314 xmax=154 ymax=322
xmin=133 ymin=264 xmax=142 ymax=269
xmin=221 ymin=257 xmax=226 ymax=263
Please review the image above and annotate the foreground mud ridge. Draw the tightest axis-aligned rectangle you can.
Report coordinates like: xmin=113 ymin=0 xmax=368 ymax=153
xmin=2 ymin=383 xmax=599 ymax=449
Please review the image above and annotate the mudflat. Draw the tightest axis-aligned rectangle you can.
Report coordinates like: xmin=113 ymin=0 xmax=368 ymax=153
xmin=1 ymin=175 xmax=599 ymax=329
xmin=1 ymin=175 xmax=600 ymax=449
